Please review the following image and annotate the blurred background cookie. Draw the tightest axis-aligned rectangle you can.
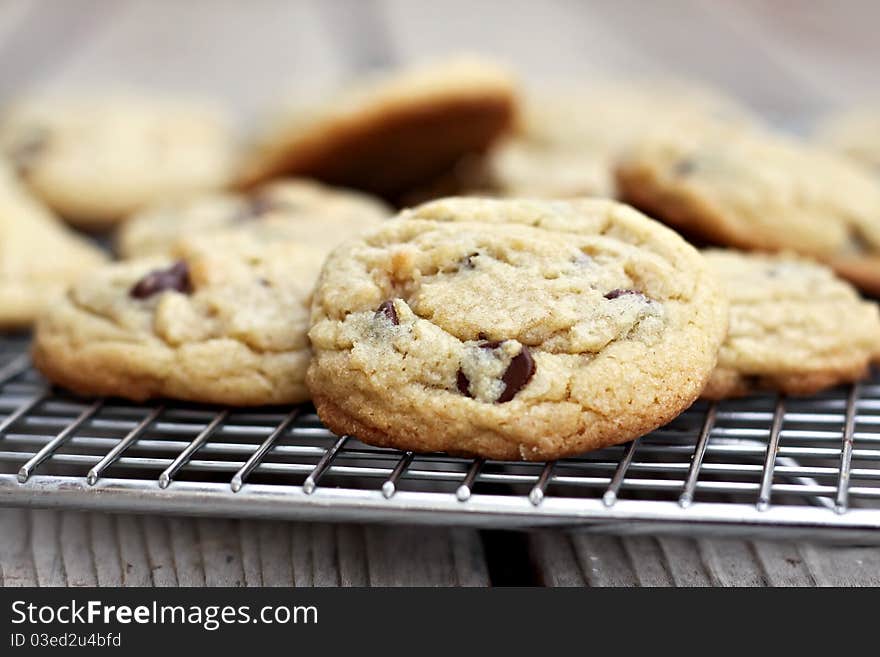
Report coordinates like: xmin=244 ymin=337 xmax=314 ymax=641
xmin=0 ymin=94 xmax=235 ymax=230
xmin=0 ymin=158 xmax=106 ymax=328
xmin=235 ymin=55 xmax=517 ymax=201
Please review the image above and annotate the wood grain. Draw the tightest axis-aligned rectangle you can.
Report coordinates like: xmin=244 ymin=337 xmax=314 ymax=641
xmin=529 ymin=531 xmax=880 ymax=587
xmin=0 ymin=509 xmax=490 ymax=587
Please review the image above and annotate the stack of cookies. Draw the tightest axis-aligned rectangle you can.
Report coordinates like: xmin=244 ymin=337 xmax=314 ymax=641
xmin=3 ymin=55 xmax=880 ymax=461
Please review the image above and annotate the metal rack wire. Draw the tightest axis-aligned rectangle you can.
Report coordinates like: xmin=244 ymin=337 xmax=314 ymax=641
xmin=1 ymin=334 xmax=879 ymax=541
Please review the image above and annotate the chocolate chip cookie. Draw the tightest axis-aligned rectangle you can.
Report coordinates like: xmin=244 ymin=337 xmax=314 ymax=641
xmin=32 ymin=215 xmax=372 ymax=405
xmin=0 ymin=95 xmax=235 ymax=230
xmin=307 ymin=198 xmax=728 ymax=460
xmin=470 ymin=80 xmax=750 ymax=202
xmin=117 ymin=178 xmax=390 ymax=259
xmin=515 ymin=80 xmax=752 ymax=163
xmin=235 ymin=56 xmax=517 ymax=199
xmin=482 ymin=138 xmax=615 ymax=199
xmin=0 ymin=159 xmax=106 ymax=328
xmin=702 ymin=250 xmax=880 ymax=399
xmin=616 ymin=122 xmax=880 ymax=295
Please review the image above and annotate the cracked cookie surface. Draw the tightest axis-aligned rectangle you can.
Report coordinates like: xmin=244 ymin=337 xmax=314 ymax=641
xmin=117 ymin=178 xmax=390 ymax=258
xmin=702 ymin=250 xmax=880 ymax=399
xmin=616 ymin=122 xmax=880 ymax=294
xmin=0 ymin=95 xmax=235 ymax=229
xmin=0 ymin=160 xmax=106 ymax=328
xmin=33 ymin=213 xmax=381 ymax=405
xmin=307 ymin=197 xmax=728 ymax=460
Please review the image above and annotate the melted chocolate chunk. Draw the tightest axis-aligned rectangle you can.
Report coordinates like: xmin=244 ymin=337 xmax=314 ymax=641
xmin=674 ymin=159 xmax=696 ymax=176
xmin=375 ymin=300 xmax=399 ymax=325
xmin=456 ymin=342 xmax=536 ymax=403
xmin=130 ymin=261 xmax=192 ymax=299
xmin=604 ymin=288 xmax=643 ymax=300
xmin=497 ymin=346 xmax=535 ymax=403
xmin=456 ymin=369 xmax=470 ymax=395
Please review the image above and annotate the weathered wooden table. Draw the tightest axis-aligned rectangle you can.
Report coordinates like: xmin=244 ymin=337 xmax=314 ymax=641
xmin=2 ymin=0 xmax=879 ymax=587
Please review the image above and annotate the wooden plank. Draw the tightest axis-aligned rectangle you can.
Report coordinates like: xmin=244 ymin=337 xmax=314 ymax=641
xmin=29 ymin=509 xmax=67 ymax=586
xmin=655 ymin=537 xmax=713 ymax=587
xmin=363 ymin=524 xmax=490 ymax=587
xmin=335 ymin=524 xmax=369 ymax=587
xmin=751 ymin=541 xmax=815 ymax=587
xmin=530 ymin=532 xmax=880 ymax=587
xmin=196 ymin=518 xmax=246 ymax=587
xmin=381 ymin=0 xmax=653 ymax=81
xmin=0 ymin=508 xmax=38 ymax=586
xmin=697 ymin=538 xmax=768 ymax=587
xmin=10 ymin=0 xmax=349 ymax=115
xmin=59 ymin=511 xmax=97 ymax=586
xmin=115 ymin=515 xmax=153 ymax=586
xmin=140 ymin=515 xmax=178 ymax=587
xmin=529 ymin=531 xmax=586 ymax=587
xmin=800 ymin=543 xmax=880 ymax=587
xmin=88 ymin=512 xmax=123 ymax=586
xmin=167 ymin=517 xmax=206 ymax=587
xmin=0 ymin=509 xmax=489 ymax=587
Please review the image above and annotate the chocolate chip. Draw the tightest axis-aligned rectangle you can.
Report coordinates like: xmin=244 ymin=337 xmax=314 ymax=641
xmin=375 ymin=300 xmax=398 ymax=325
xmin=848 ymin=225 xmax=873 ymax=254
xmin=456 ymin=343 xmax=536 ymax=403
xmin=456 ymin=369 xmax=471 ymax=395
xmin=674 ymin=159 xmax=696 ymax=176
xmin=461 ymin=252 xmax=480 ymax=269
xmin=10 ymin=128 xmax=48 ymax=174
xmin=234 ymin=193 xmax=278 ymax=222
xmin=497 ymin=346 xmax=535 ymax=403
xmin=604 ymin=288 xmax=643 ymax=300
xmin=480 ymin=340 xmax=503 ymax=350
xmin=130 ymin=261 xmax=192 ymax=299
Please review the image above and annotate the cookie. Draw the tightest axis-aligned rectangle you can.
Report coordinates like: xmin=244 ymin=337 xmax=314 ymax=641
xmin=483 ymin=138 xmax=614 ymax=199
xmin=517 ymin=80 xmax=752 ymax=157
xmin=466 ymin=80 xmax=749 ymax=203
xmin=615 ymin=121 xmax=880 ymax=295
xmin=814 ymin=107 xmax=880 ymax=174
xmin=235 ymin=56 xmax=517 ymax=199
xmin=0 ymin=159 xmax=106 ymax=328
xmin=117 ymin=178 xmax=391 ymax=259
xmin=33 ymin=211 xmax=380 ymax=405
xmin=0 ymin=95 xmax=235 ymax=230
xmin=306 ymin=197 xmax=728 ymax=461
xmin=702 ymin=250 xmax=880 ymax=399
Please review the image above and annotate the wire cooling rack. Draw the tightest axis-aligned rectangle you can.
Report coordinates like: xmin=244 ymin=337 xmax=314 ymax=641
xmin=1 ymin=334 xmax=879 ymax=541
